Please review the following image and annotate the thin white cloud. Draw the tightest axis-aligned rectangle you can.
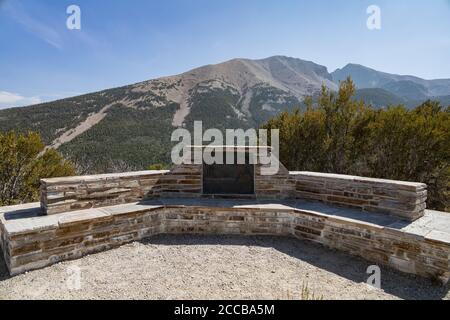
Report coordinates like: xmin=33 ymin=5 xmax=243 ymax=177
xmin=0 ymin=91 xmax=42 ymax=109
xmin=4 ymin=1 xmax=63 ymax=49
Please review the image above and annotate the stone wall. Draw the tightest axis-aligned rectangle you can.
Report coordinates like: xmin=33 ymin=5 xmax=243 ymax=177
xmin=292 ymin=172 xmax=427 ymax=221
xmin=3 ymin=203 xmax=449 ymax=281
xmin=158 ymin=164 xmax=203 ymax=198
xmin=40 ymin=167 xmax=427 ymax=221
xmin=255 ymin=162 xmax=296 ymax=199
xmin=40 ymin=162 xmax=298 ymax=214
xmin=41 ymin=171 xmax=168 ymax=215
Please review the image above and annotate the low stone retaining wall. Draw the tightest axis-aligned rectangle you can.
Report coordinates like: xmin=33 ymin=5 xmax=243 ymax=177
xmin=40 ymin=171 xmax=169 ymax=215
xmin=292 ymin=172 xmax=427 ymax=221
xmin=2 ymin=201 xmax=449 ymax=281
xmin=41 ymin=169 xmax=426 ymax=221
xmin=40 ymin=163 xmax=298 ymax=215
xmin=3 ymin=151 xmax=445 ymax=282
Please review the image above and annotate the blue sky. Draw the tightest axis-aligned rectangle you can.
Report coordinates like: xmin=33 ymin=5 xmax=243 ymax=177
xmin=1 ymin=0 xmax=449 ymax=108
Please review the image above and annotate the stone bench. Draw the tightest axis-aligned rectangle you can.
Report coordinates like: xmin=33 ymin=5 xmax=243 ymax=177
xmin=291 ymin=172 xmax=427 ymax=221
xmin=1 ymin=199 xmax=449 ymax=282
xmin=40 ymin=170 xmax=169 ymax=215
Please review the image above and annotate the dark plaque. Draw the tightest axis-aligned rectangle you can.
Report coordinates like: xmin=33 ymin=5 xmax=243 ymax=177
xmin=203 ymin=151 xmax=255 ymax=195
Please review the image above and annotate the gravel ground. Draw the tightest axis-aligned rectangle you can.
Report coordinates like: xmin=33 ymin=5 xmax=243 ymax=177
xmin=0 ymin=235 xmax=448 ymax=300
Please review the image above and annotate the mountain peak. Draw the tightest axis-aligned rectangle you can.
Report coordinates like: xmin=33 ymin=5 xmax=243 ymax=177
xmin=162 ymin=55 xmax=337 ymax=126
xmin=334 ymin=63 xmax=375 ymax=74
xmin=332 ymin=63 xmax=450 ymax=99
xmin=1 ymin=55 xmax=450 ymax=173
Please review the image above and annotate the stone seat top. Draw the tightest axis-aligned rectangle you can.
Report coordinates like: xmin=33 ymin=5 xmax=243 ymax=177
xmin=1 ymin=199 xmax=449 ymax=245
xmin=40 ymin=170 xmax=170 ymax=184
xmin=290 ymin=171 xmax=427 ymax=189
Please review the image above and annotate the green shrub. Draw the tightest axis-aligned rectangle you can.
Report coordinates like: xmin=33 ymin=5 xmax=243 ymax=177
xmin=263 ymin=78 xmax=450 ymax=211
xmin=0 ymin=131 xmax=76 ymax=206
xmin=147 ymin=163 xmax=169 ymax=170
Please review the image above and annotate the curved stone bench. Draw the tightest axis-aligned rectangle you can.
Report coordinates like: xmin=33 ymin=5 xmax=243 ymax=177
xmin=1 ymin=198 xmax=449 ymax=282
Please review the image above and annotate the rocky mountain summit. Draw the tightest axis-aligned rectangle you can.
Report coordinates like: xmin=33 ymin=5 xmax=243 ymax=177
xmin=1 ymin=56 xmax=449 ymax=172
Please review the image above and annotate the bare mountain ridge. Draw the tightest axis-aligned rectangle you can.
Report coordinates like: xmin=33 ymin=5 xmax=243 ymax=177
xmin=332 ymin=63 xmax=450 ymax=100
xmin=1 ymin=55 xmax=449 ymax=172
xmin=0 ymin=56 xmax=338 ymax=171
xmin=132 ymin=56 xmax=337 ymax=126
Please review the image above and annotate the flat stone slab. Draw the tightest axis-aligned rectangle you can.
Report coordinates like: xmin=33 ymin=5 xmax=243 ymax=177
xmin=291 ymin=171 xmax=427 ymax=190
xmin=99 ymin=202 xmax=164 ymax=216
xmin=41 ymin=170 xmax=169 ymax=185
xmin=1 ymin=199 xmax=449 ymax=244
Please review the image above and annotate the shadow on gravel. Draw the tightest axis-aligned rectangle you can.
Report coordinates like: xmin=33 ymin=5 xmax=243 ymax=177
xmin=142 ymin=234 xmax=450 ymax=300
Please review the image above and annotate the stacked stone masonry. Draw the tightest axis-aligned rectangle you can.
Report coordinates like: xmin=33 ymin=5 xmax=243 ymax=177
xmin=42 ymin=169 xmax=426 ymax=222
xmin=1 ymin=200 xmax=449 ymax=282
xmin=40 ymin=170 xmax=169 ymax=215
xmin=41 ymin=161 xmax=297 ymax=215
xmin=292 ymin=172 xmax=427 ymax=221
xmin=1 ymin=164 xmax=447 ymax=282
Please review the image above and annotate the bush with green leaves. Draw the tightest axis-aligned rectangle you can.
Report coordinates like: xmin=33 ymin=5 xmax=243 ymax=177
xmin=263 ymin=78 xmax=450 ymax=211
xmin=147 ymin=163 xmax=169 ymax=170
xmin=0 ymin=131 xmax=76 ymax=206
